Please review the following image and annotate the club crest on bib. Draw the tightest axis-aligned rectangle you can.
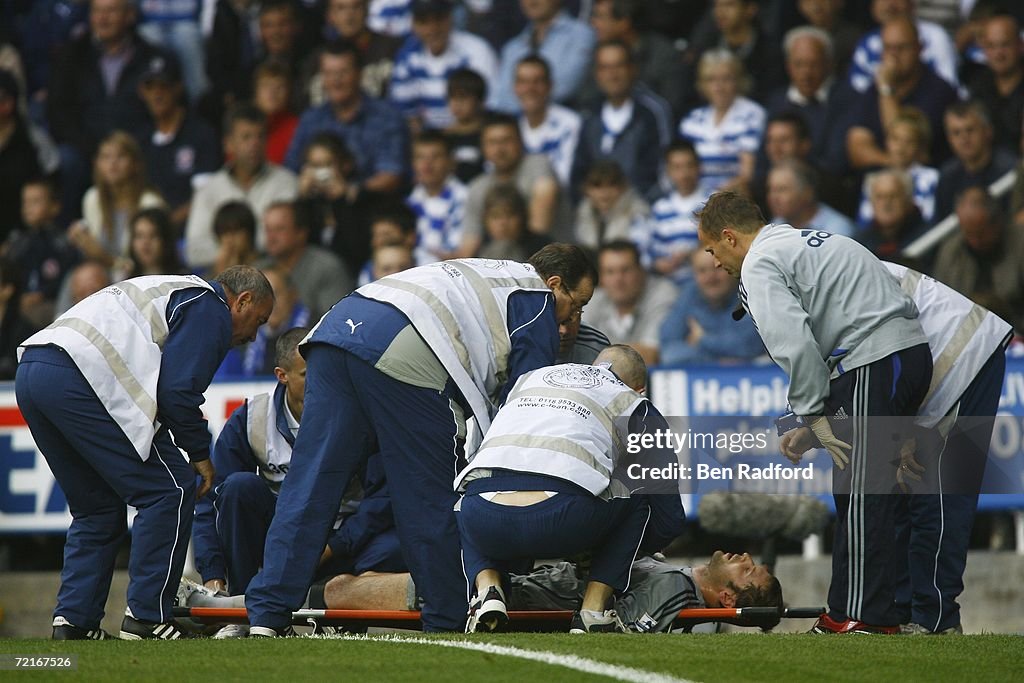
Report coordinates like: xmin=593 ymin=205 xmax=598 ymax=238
xmin=543 ymin=365 xmax=606 ymax=389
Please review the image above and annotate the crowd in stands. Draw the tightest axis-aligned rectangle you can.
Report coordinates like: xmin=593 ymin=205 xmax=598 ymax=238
xmin=2 ymin=0 xmax=1024 ymax=380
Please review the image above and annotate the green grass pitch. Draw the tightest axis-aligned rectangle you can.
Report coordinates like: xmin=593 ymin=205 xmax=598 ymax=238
xmin=1 ymin=633 xmax=1022 ymax=682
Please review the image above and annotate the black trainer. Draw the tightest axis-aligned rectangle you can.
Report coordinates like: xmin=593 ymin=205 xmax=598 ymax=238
xmin=119 ymin=614 xmax=189 ymax=640
xmin=52 ymin=616 xmax=114 ymax=640
xmin=249 ymin=625 xmax=298 ymax=638
xmin=465 ymin=585 xmax=508 ymax=633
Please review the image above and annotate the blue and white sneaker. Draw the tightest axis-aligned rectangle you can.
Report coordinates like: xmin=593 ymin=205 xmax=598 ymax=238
xmin=465 ymin=585 xmax=508 ymax=633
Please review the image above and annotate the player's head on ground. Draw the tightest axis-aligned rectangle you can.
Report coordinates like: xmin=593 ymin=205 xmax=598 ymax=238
xmin=696 ymin=191 xmax=766 ymax=279
xmin=214 ymin=265 xmax=275 ymax=346
xmin=697 ymin=551 xmax=783 ymax=616
xmin=275 ymin=326 xmax=310 ymax=418
xmin=594 ymin=344 xmax=646 ymax=393
xmin=529 ymin=243 xmax=598 ymax=325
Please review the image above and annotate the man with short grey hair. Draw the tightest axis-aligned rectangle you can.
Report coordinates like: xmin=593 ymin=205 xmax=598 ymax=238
xmin=767 ymin=159 xmax=855 ymax=237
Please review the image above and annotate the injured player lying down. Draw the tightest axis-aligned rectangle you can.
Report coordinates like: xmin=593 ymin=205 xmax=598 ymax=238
xmin=178 ymin=551 xmax=784 ymax=634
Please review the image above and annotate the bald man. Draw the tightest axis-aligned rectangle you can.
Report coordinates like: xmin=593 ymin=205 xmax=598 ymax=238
xmin=454 ymin=345 xmax=685 ymax=634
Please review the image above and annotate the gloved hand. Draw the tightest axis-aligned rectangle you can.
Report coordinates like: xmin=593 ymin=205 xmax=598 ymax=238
xmin=806 ymin=416 xmax=851 ymax=470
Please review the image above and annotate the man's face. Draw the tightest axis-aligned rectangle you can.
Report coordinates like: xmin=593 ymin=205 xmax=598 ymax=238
xmin=698 ymin=226 xmax=746 ymax=279
xmin=481 ymin=124 xmax=523 ymax=174
xmin=278 ymin=350 xmax=307 ymax=416
xmin=549 ymin=275 xmax=594 ymax=325
xmin=585 ymin=180 xmax=625 ymax=215
xmin=558 ymin=313 xmax=581 ymax=355
xmin=321 ymin=52 xmax=361 ymax=107
xmin=225 ymin=120 xmax=266 ymax=170
xmin=90 ymin=0 xmax=133 ymax=45
xmin=598 ymin=249 xmax=644 ymax=308
xmin=701 ymin=62 xmax=739 ymax=110
xmin=371 ymin=220 xmax=414 ymax=250
xmin=869 ymin=174 xmax=912 ymax=229
xmin=21 ymin=185 xmax=58 ymax=227
xmin=692 ymin=249 xmax=735 ymax=306
xmin=255 ymin=75 xmax=290 ymax=115
xmin=520 ymin=0 xmax=560 ymax=24
xmin=885 ymin=121 xmax=919 ymax=168
xmin=767 ymin=167 xmax=809 ymax=220
xmin=412 ymin=141 xmax=452 ymax=188
xmin=259 ymin=7 xmax=299 ymax=57
xmin=328 ymin=0 xmax=367 ymax=38
xmin=594 ymin=45 xmax=635 ymax=101
xmin=957 ymin=189 xmax=1001 ymax=254
xmin=880 ymin=22 xmax=921 ymax=82
xmin=263 ymin=207 xmax=303 ymax=258
xmin=787 ymin=36 xmax=830 ymax=98
xmin=798 ymin=0 xmax=842 ymax=29
xmin=764 ymin=121 xmax=808 ymax=165
xmin=981 ymin=17 xmax=1023 ymax=78
xmin=590 ymin=0 xmax=628 ymax=41
xmin=373 ymin=245 xmax=414 ymax=279
xmin=665 ymin=150 xmax=700 ymax=195
xmin=514 ymin=62 xmax=551 ymax=114
xmin=705 ymin=551 xmax=774 ymax=603
xmin=412 ymin=14 xmax=452 ymax=56
xmin=139 ymin=79 xmax=181 ymax=119
xmin=713 ymin=0 xmax=754 ymax=34
xmin=448 ymin=91 xmax=480 ymax=123
xmin=229 ymin=293 xmax=273 ymax=346
xmin=484 ymin=206 xmax=522 ymax=241
xmin=945 ymin=112 xmax=991 ymax=166
xmin=872 ymin=0 xmax=911 ymax=24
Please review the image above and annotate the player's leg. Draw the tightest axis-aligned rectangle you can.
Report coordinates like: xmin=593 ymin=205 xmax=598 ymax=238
xmin=214 ymin=472 xmax=277 ymax=595
xmin=321 ymin=572 xmax=414 ymax=610
xmin=15 ymin=359 xmax=127 ymax=634
xmin=245 ymin=344 xmax=375 ymax=632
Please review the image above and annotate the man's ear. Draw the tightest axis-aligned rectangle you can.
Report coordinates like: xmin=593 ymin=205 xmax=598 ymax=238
xmin=718 ymin=588 xmax=737 ymax=608
xmin=274 ymin=366 xmax=287 ymax=384
xmin=235 ymin=290 xmax=253 ymax=310
xmin=545 ymin=275 xmax=562 ymax=291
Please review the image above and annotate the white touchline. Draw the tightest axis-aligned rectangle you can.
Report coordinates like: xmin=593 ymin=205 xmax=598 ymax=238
xmin=322 ymin=633 xmax=699 ymax=683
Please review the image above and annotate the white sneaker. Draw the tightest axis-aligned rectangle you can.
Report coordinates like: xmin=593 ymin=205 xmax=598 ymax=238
xmin=465 ymin=585 xmax=508 ymax=633
xmin=569 ymin=609 xmax=627 ymax=634
xmin=213 ymin=623 xmax=250 ymax=639
xmin=175 ymin=577 xmax=224 ymax=608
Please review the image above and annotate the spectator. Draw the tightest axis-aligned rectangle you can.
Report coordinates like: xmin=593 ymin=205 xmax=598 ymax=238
xmin=679 ymin=48 xmax=766 ymax=193
xmin=48 ymin=0 xmax=167 ymax=209
xmin=648 ymin=140 xmax=708 ymax=284
xmin=966 ymin=12 xmax=1024 ymax=153
xmin=847 ymin=0 xmax=959 ymax=94
xmin=855 ymin=168 xmax=928 ymax=258
xmin=579 ymin=0 xmax=687 ymax=117
xmin=444 ymin=67 xmax=488 ymax=184
xmin=258 ymin=201 xmax=354 ymax=321
xmin=844 ymin=18 xmax=958 ymax=172
xmin=317 ymin=0 xmax=403 ymax=100
xmin=767 ymin=158 xmax=856 ymax=237
xmin=368 ymin=0 xmax=415 ymax=37
xmin=934 ymin=100 xmax=1017 ymax=222
xmin=582 ymin=239 xmax=677 ymax=365
xmin=407 ymin=130 xmax=471 ymax=261
xmin=477 ymin=184 xmax=550 ymax=262
xmin=658 ymin=249 xmax=764 ymax=365
xmin=574 ymin=159 xmax=650 ymax=251
xmin=0 ymin=70 xmax=44 ymax=242
xmin=490 ymin=0 xmax=596 ymax=113
xmin=572 ymin=40 xmax=669 ymax=198
xmin=0 ymin=258 xmax=36 ymax=380
xmin=137 ymin=54 xmax=220 ymax=228
xmin=254 ymin=60 xmax=300 ymax=166
xmin=295 ymin=132 xmax=386 ymax=275
xmin=255 ymin=0 xmax=311 ymax=108
xmin=217 ymin=266 xmax=311 ymax=377
xmin=125 ymin=207 xmax=187 ymax=279
xmin=2 ymin=179 xmax=79 ymax=329
xmin=357 ymin=204 xmax=419 ymax=285
xmin=138 ymin=0 xmax=207 ymax=101
xmin=211 ymin=201 xmax=261 ymax=277
xmin=764 ymin=26 xmax=848 ymax=167
xmin=71 ymin=131 xmax=165 ymax=269
xmin=285 ymin=40 xmax=408 ymax=194
xmin=515 ymin=55 xmax=581 ymax=187
xmin=684 ymin=0 xmax=785 ymax=104
xmin=186 ymin=104 xmax=298 ymax=270
xmin=205 ymin=0 xmax=262 ymax=119
xmin=932 ymin=186 xmax=1024 ymax=330
xmin=797 ymin=0 xmax=862 ymax=76
xmin=463 ymin=113 xmax=571 ymax=243
xmin=54 ymin=259 xmax=112 ymax=317
xmin=856 ymin=106 xmax=938 ymax=225
xmin=372 ymin=242 xmax=415 ymax=279
xmin=389 ymin=0 xmax=497 ymax=131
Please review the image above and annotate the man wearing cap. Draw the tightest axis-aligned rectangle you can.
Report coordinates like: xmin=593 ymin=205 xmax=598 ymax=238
xmin=389 ymin=0 xmax=497 ymax=132
xmin=137 ymin=54 xmax=220 ymax=228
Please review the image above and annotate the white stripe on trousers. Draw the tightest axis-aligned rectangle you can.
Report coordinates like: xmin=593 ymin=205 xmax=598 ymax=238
xmin=847 ymin=365 xmax=868 ymax=620
xmin=153 ymin=444 xmax=187 ymax=625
